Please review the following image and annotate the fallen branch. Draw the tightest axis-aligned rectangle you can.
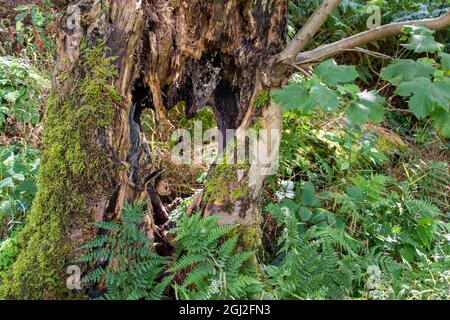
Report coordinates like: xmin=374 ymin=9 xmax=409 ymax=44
xmin=295 ymin=11 xmax=450 ymax=65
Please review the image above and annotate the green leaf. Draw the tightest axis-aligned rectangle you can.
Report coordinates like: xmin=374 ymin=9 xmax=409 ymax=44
xmin=299 ymin=206 xmax=313 ymax=222
xmin=346 ymin=186 xmax=364 ymax=202
xmin=346 ymin=91 xmax=385 ymax=125
xmin=336 ymin=84 xmax=360 ymax=96
xmin=309 ymin=83 xmax=340 ymax=113
xmin=432 ymin=109 xmax=450 ymax=137
xmin=300 ymin=181 xmax=315 ymax=206
xmin=280 ymin=198 xmax=299 ymax=212
xmin=400 ymin=245 xmax=416 ymax=263
xmin=272 ymin=83 xmax=313 ymax=112
xmin=397 ymin=78 xmax=450 ymax=118
xmin=402 ymin=35 xmax=443 ymax=53
xmin=439 ymin=52 xmax=450 ymax=70
xmin=3 ymin=91 xmax=21 ymax=104
xmin=381 ymin=59 xmax=435 ymax=86
xmin=17 ymin=180 xmax=37 ymax=195
xmin=315 ymin=59 xmax=358 ymax=86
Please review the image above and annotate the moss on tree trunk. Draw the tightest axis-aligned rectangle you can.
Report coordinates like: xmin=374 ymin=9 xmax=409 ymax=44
xmin=0 ymin=40 xmax=121 ymax=299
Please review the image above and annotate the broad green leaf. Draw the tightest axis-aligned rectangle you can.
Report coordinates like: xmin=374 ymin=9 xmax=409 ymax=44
xmin=381 ymin=59 xmax=435 ymax=86
xmin=272 ymin=84 xmax=313 ymax=112
xmin=17 ymin=181 xmax=38 ymax=195
xmin=311 ymin=210 xmax=327 ymax=224
xmin=402 ymin=35 xmax=443 ymax=53
xmin=299 ymin=206 xmax=313 ymax=222
xmin=439 ymin=52 xmax=450 ymax=70
xmin=309 ymin=83 xmax=340 ymax=113
xmin=315 ymin=59 xmax=358 ymax=86
xmin=280 ymin=198 xmax=299 ymax=212
xmin=400 ymin=245 xmax=416 ymax=263
xmin=346 ymin=186 xmax=364 ymax=202
xmin=397 ymin=78 xmax=450 ymax=118
xmin=336 ymin=84 xmax=360 ymax=96
xmin=300 ymin=181 xmax=315 ymax=206
xmin=346 ymin=91 xmax=385 ymax=125
xmin=432 ymin=109 xmax=450 ymax=138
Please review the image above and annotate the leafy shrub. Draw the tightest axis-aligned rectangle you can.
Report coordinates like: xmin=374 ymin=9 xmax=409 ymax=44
xmin=78 ymin=203 xmax=261 ymax=300
xmin=264 ymin=153 xmax=450 ymax=299
xmin=273 ymin=25 xmax=450 ymax=137
xmin=0 ymin=1 xmax=59 ymax=66
xmin=0 ymin=144 xmax=39 ymax=240
xmin=0 ymin=56 xmax=49 ymax=130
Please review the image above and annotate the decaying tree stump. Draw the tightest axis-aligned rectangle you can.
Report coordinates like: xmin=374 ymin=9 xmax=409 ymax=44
xmin=3 ymin=0 xmax=449 ymax=300
xmin=0 ymin=0 xmax=288 ymax=299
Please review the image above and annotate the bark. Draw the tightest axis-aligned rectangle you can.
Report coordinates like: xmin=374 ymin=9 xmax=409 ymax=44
xmin=0 ymin=0 xmax=288 ymax=299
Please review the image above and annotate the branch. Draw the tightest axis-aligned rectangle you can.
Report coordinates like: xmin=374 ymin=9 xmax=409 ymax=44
xmin=278 ymin=0 xmax=342 ymax=62
xmin=295 ymin=11 xmax=450 ymax=65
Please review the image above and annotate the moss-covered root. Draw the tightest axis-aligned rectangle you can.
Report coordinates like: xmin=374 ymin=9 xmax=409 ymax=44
xmin=0 ymin=41 xmax=119 ymax=299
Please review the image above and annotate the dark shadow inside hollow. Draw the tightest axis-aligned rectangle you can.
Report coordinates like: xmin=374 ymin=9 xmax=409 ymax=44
xmin=131 ymin=78 xmax=153 ymax=126
xmin=164 ymin=52 xmax=243 ymax=149
xmin=211 ymin=78 xmax=241 ymax=145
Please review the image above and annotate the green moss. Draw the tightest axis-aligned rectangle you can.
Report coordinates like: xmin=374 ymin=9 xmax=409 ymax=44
xmin=250 ymin=118 xmax=263 ymax=132
xmin=230 ymin=185 xmax=250 ymax=202
xmin=253 ymin=89 xmax=271 ymax=109
xmin=205 ymin=164 xmax=236 ymax=203
xmin=205 ymin=162 xmax=249 ymax=204
xmin=0 ymin=39 xmax=120 ymax=299
xmin=228 ymin=223 xmax=265 ymax=278
xmin=375 ymin=135 xmax=406 ymax=157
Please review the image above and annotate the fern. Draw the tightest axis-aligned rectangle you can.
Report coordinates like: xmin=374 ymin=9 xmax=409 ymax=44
xmin=77 ymin=202 xmax=169 ymax=300
xmin=265 ymin=224 xmax=358 ymax=300
xmin=170 ymin=213 xmax=261 ymax=300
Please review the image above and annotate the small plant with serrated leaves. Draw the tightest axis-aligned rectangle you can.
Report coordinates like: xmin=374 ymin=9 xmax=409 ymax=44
xmin=381 ymin=25 xmax=450 ymax=137
xmin=273 ymin=24 xmax=450 ymax=138
xmin=77 ymin=203 xmax=171 ymax=300
xmin=169 ymin=212 xmax=261 ymax=300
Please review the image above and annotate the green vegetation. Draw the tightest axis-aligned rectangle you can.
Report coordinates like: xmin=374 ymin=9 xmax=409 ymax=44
xmin=0 ymin=56 xmax=49 ymax=130
xmin=0 ymin=0 xmax=449 ymax=301
xmin=78 ymin=203 xmax=171 ymax=300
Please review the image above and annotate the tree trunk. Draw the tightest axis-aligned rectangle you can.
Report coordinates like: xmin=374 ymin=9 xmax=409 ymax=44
xmin=0 ymin=0 xmax=287 ymax=299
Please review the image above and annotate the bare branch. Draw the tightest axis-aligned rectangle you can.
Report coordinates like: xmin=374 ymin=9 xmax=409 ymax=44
xmin=278 ymin=0 xmax=342 ymax=63
xmin=296 ymin=11 xmax=450 ymax=65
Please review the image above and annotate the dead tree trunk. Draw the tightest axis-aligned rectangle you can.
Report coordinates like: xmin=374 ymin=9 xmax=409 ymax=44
xmin=0 ymin=0 xmax=287 ymax=299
